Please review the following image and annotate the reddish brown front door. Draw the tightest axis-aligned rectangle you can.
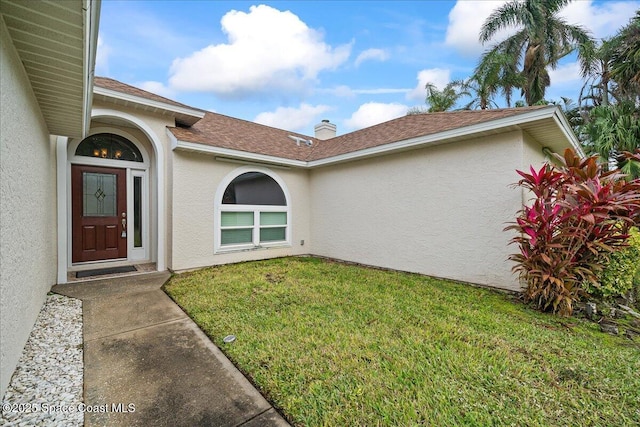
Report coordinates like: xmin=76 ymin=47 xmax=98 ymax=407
xmin=72 ymin=165 xmax=127 ymax=262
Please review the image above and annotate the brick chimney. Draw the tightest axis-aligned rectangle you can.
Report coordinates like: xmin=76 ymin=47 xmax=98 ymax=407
xmin=314 ymin=119 xmax=336 ymax=140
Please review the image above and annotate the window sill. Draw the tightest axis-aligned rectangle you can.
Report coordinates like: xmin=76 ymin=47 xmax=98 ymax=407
xmin=215 ymin=242 xmax=291 ymax=254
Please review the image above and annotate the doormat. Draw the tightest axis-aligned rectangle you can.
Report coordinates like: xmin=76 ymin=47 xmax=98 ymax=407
xmin=76 ymin=265 xmax=137 ymax=278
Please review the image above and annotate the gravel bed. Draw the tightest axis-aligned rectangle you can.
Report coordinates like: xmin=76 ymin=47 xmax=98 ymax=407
xmin=1 ymin=293 xmax=83 ymax=427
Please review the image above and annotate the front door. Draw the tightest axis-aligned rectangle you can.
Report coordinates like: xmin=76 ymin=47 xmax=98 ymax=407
xmin=72 ymin=165 xmax=127 ymax=262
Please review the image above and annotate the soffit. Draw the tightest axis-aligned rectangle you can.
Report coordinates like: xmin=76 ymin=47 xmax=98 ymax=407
xmin=519 ymin=117 xmax=575 ymax=154
xmin=1 ymin=0 xmax=92 ymax=138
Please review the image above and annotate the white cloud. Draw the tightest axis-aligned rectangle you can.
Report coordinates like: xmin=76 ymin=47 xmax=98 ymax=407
xmin=95 ymin=35 xmax=111 ymax=75
xmin=321 ymin=85 xmax=411 ymax=97
xmin=355 ymin=48 xmax=389 ymax=67
xmin=344 ymin=102 xmax=408 ymax=131
xmin=137 ymin=81 xmax=176 ymax=98
xmin=168 ymin=5 xmax=351 ymax=98
xmin=560 ymin=0 xmax=640 ymax=40
xmin=406 ymin=68 xmax=451 ymax=102
xmin=355 ymin=88 xmax=411 ymax=95
xmin=254 ymin=103 xmax=332 ymax=132
xmin=546 ymin=61 xmax=584 ymax=103
xmin=548 ymin=62 xmax=581 ymax=86
xmin=321 ymin=85 xmax=356 ymax=97
xmin=445 ymin=1 xmax=509 ymax=57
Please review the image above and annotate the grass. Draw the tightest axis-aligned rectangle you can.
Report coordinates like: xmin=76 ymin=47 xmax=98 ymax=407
xmin=164 ymin=257 xmax=640 ymax=426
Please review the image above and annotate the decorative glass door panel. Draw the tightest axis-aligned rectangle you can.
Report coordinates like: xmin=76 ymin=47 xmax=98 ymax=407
xmin=72 ymin=165 xmax=127 ymax=262
xmin=83 ymin=173 xmax=117 ymax=216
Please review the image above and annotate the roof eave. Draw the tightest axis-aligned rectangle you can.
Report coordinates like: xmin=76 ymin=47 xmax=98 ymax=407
xmin=94 ymin=86 xmax=205 ymax=125
xmin=167 ymin=106 xmax=581 ymax=169
xmin=553 ymin=107 xmax=585 ymax=158
xmin=308 ymin=106 xmax=573 ymax=167
xmin=167 ymin=130 xmax=307 ymax=168
xmin=1 ymin=0 xmax=100 ymax=138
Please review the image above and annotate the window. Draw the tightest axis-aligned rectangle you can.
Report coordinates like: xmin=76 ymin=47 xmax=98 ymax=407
xmin=75 ymin=133 xmax=143 ymax=162
xmin=133 ymin=176 xmax=143 ymax=248
xmin=217 ymin=171 xmax=289 ymax=251
xmin=83 ymin=172 xmax=117 ymax=216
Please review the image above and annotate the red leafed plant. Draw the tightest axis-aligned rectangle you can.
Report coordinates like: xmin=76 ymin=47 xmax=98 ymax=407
xmin=506 ymin=149 xmax=640 ymax=316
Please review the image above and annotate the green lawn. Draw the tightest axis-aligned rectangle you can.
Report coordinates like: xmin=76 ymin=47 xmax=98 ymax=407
xmin=164 ymin=257 xmax=640 ymax=426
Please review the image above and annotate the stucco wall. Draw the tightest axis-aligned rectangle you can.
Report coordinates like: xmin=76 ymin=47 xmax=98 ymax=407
xmin=520 ymin=132 xmax=553 ymax=208
xmin=523 ymin=132 xmax=549 ymax=172
xmin=0 ymin=19 xmax=58 ymax=397
xmin=170 ymin=151 xmax=311 ymax=271
xmin=309 ymin=132 xmax=528 ymax=291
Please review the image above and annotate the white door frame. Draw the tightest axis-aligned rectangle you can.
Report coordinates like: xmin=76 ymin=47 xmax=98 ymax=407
xmin=67 ymin=129 xmax=149 ymax=265
xmin=56 ymin=110 xmax=166 ymax=283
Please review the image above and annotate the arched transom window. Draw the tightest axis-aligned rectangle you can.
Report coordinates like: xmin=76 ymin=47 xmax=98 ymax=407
xmin=75 ymin=133 xmax=143 ymax=162
xmin=218 ymin=171 xmax=289 ymax=250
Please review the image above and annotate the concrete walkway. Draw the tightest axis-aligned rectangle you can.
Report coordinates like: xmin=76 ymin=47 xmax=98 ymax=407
xmin=52 ymin=272 xmax=290 ymax=427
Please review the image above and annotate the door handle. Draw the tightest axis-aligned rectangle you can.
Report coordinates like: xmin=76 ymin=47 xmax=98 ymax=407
xmin=121 ymin=212 xmax=127 ymax=238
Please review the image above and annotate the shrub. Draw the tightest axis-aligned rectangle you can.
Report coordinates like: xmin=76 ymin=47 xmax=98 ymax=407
xmin=589 ymin=227 xmax=640 ymax=300
xmin=506 ymin=149 xmax=640 ymax=316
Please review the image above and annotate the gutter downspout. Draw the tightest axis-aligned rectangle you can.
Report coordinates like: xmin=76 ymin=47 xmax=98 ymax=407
xmin=82 ymin=0 xmax=101 ymax=137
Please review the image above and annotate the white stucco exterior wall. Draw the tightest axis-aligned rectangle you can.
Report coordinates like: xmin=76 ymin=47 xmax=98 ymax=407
xmin=309 ymin=132 xmax=529 ymax=291
xmin=170 ymin=151 xmax=311 ymax=271
xmin=523 ymin=132 xmax=549 ymax=174
xmin=0 ymin=19 xmax=58 ymax=397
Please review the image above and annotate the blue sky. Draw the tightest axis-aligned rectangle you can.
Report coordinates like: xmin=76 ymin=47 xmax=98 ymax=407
xmin=97 ymin=0 xmax=639 ymax=136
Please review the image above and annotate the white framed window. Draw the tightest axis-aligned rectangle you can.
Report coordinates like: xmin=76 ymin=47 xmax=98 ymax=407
xmin=215 ymin=167 xmax=290 ymax=252
xmin=128 ymin=169 xmax=149 ymax=261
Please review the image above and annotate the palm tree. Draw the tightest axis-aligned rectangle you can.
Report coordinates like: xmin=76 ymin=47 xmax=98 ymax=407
xmin=578 ymin=39 xmax=615 ymax=107
xmin=459 ymin=74 xmax=499 ymax=110
xmin=579 ymin=11 xmax=640 ymax=110
xmin=424 ymin=81 xmax=469 ymax=112
xmin=577 ymin=11 xmax=640 ymax=180
xmin=609 ymin=10 xmax=640 ymax=101
xmin=472 ymin=50 xmax=524 ymax=108
xmin=582 ymin=101 xmax=640 ymax=179
xmin=480 ymin=0 xmax=594 ymax=105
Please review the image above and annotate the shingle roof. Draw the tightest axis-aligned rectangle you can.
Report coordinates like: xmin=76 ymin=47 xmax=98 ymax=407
xmin=94 ymin=77 xmax=203 ymax=112
xmin=307 ymin=107 xmax=550 ymax=160
xmin=94 ymin=77 xmax=555 ymax=163
xmin=170 ymin=106 xmax=554 ymax=162
xmin=169 ymin=112 xmax=316 ymax=162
